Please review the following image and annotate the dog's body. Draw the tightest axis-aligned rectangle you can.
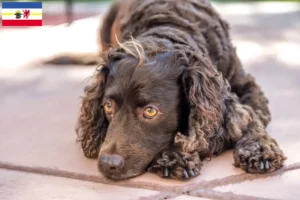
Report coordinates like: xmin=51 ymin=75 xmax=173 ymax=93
xmin=54 ymin=0 xmax=286 ymax=180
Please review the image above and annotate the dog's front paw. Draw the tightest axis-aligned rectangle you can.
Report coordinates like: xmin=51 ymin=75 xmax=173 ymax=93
xmin=234 ymin=138 xmax=286 ymax=173
xmin=148 ymin=149 xmax=202 ymax=180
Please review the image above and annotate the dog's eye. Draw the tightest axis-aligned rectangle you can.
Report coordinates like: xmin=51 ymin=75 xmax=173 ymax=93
xmin=104 ymin=102 xmax=113 ymax=114
xmin=143 ymin=106 xmax=158 ymax=119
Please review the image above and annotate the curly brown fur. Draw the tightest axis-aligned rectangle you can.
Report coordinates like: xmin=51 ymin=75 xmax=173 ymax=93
xmin=75 ymin=66 xmax=109 ymax=158
xmin=73 ymin=0 xmax=285 ymax=180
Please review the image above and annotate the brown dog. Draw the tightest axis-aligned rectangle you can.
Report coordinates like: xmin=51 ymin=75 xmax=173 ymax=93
xmin=48 ymin=0 xmax=286 ymax=180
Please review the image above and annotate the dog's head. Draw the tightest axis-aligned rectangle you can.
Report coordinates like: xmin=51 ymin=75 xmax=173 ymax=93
xmin=76 ymin=38 xmax=224 ymax=180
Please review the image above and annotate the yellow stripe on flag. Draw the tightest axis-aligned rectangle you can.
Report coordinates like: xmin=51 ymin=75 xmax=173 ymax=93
xmin=2 ymin=12 xmax=42 ymax=16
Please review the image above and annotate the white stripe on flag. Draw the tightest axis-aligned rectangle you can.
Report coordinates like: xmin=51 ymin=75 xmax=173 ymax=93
xmin=2 ymin=15 xmax=42 ymax=20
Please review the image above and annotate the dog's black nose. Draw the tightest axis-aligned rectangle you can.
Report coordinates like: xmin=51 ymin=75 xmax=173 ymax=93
xmin=99 ymin=154 xmax=124 ymax=170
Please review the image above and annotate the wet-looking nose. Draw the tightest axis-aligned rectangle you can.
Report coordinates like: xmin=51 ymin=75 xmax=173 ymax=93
xmin=99 ymin=154 xmax=124 ymax=170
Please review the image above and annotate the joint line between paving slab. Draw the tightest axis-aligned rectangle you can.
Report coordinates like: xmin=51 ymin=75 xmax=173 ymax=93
xmin=171 ymin=162 xmax=300 ymax=194
xmin=137 ymin=192 xmax=178 ymax=200
xmin=0 ymin=161 xmax=181 ymax=192
xmin=140 ymin=187 xmax=280 ymax=200
xmin=0 ymin=161 xmax=300 ymax=195
xmin=138 ymin=188 xmax=278 ymax=200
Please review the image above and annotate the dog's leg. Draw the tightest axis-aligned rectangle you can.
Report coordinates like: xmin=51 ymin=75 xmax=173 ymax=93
xmin=224 ymin=94 xmax=286 ymax=173
xmin=229 ymin=51 xmax=271 ymax=127
xmin=148 ymin=141 xmax=202 ymax=180
xmin=44 ymin=53 xmax=102 ymax=66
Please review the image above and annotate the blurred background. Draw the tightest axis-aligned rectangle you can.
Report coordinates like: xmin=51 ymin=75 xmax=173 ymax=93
xmin=0 ymin=0 xmax=299 ymax=69
xmin=0 ymin=0 xmax=299 ymax=126
xmin=0 ymin=1 xmax=299 ymax=115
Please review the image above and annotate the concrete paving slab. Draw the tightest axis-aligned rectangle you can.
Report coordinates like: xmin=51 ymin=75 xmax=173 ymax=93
xmin=214 ymin=169 xmax=300 ymax=200
xmin=130 ymin=150 xmax=243 ymax=188
xmin=0 ymin=169 xmax=159 ymax=200
xmin=0 ymin=66 xmax=243 ymax=186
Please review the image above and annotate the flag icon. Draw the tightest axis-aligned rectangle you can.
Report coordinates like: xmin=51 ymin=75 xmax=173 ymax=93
xmin=1 ymin=2 xmax=42 ymax=27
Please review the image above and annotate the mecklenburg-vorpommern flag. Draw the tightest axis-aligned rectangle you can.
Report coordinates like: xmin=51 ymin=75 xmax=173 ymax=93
xmin=2 ymin=2 xmax=42 ymax=26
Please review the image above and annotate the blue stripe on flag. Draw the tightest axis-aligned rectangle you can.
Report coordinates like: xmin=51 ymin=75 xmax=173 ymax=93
xmin=2 ymin=2 xmax=42 ymax=9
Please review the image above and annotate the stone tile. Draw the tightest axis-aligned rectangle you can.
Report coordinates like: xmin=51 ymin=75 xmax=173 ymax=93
xmin=171 ymin=195 xmax=213 ymax=200
xmin=130 ymin=150 xmax=243 ymax=187
xmin=248 ymin=60 xmax=300 ymax=167
xmin=0 ymin=169 xmax=159 ymax=200
xmin=0 ymin=89 xmax=243 ymax=184
xmin=0 ymin=67 xmax=98 ymax=174
xmin=0 ymin=66 xmax=243 ymax=189
xmin=214 ymin=169 xmax=300 ymax=200
xmin=267 ymin=120 xmax=300 ymax=166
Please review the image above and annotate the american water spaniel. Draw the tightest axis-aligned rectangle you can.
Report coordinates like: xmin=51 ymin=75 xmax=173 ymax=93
xmin=48 ymin=0 xmax=286 ymax=180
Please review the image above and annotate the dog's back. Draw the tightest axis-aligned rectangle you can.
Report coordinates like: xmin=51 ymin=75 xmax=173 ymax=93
xmin=46 ymin=0 xmax=235 ymax=79
xmin=100 ymin=0 xmax=236 ymax=78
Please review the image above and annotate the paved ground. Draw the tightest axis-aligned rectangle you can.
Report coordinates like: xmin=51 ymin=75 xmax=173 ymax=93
xmin=0 ymin=2 xmax=300 ymax=200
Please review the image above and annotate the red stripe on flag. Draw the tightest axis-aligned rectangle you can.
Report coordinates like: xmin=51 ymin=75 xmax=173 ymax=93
xmin=2 ymin=20 xmax=42 ymax=26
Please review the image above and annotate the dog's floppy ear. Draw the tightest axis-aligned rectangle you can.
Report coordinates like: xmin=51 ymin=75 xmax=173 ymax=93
xmin=176 ymin=54 xmax=225 ymax=156
xmin=76 ymin=65 xmax=110 ymax=158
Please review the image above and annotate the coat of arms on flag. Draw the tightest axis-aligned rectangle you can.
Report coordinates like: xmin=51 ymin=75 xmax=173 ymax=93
xmin=1 ymin=2 xmax=42 ymax=26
